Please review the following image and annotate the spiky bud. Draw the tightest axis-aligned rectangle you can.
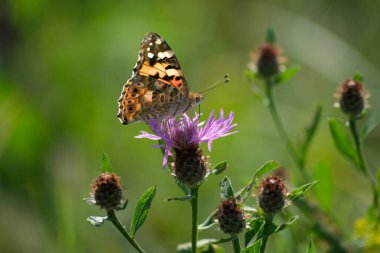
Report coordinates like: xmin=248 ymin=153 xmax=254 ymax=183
xmin=335 ymin=79 xmax=369 ymax=118
xmin=217 ymin=198 xmax=246 ymax=235
xmin=257 ymin=43 xmax=280 ymax=78
xmin=258 ymin=176 xmax=286 ymax=214
xmin=173 ymin=144 xmax=207 ymax=188
xmin=91 ymin=173 xmax=123 ymax=210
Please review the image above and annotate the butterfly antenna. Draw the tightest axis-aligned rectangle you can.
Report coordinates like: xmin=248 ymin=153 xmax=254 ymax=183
xmin=199 ymin=74 xmax=229 ymax=94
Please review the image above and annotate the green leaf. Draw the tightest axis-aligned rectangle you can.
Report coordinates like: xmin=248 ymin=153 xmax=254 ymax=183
xmin=86 ymin=216 xmax=107 ymax=227
xmin=301 ymin=105 xmax=322 ymax=159
xmin=288 ymin=181 xmax=318 ymax=201
xmin=198 ymin=211 xmax=217 ymax=230
xmin=265 ymin=27 xmax=276 ymax=43
xmin=211 ymin=161 xmax=228 ymax=175
xmin=353 ymin=71 xmax=364 ymax=82
xmin=166 ymin=195 xmax=194 ymax=202
xmin=130 ymin=185 xmax=157 ymax=237
xmin=329 ymin=117 xmax=359 ymax=165
xmin=241 ymin=240 xmax=262 ymax=253
xmin=313 ymin=161 xmax=333 ymax=211
xmin=275 ymin=65 xmax=301 ymax=85
xmin=235 ymin=182 xmax=254 ymax=203
xmin=253 ymin=160 xmax=280 ymax=186
xmin=177 ymin=239 xmax=224 ymax=253
xmin=244 ymin=217 xmax=265 ymax=247
xmin=307 ymin=236 xmax=314 ymax=253
xmin=220 ymin=176 xmax=234 ymax=200
xmin=100 ymin=153 xmax=112 ymax=173
xmin=273 ymin=216 xmax=299 ymax=233
xmin=246 ymin=70 xmax=260 ymax=82
xmin=361 ymin=116 xmax=380 ymax=141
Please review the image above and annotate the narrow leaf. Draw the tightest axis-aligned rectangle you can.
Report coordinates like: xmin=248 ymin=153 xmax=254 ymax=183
xmin=288 ymin=181 xmax=317 ymax=201
xmin=241 ymin=239 xmax=262 ymax=253
xmin=87 ymin=216 xmax=107 ymax=227
xmin=266 ymin=27 xmax=276 ymax=43
xmin=166 ymin=195 xmax=194 ymax=202
xmin=245 ymin=217 xmax=265 ymax=247
xmin=307 ymin=236 xmax=314 ymax=253
xmin=177 ymin=239 xmax=224 ymax=253
xmin=101 ymin=153 xmax=112 ymax=173
xmin=313 ymin=161 xmax=333 ymax=211
xmin=253 ymin=161 xmax=280 ymax=185
xmin=328 ymin=117 xmax=359 ymax=165
xmin=361 ymin=116 xmax=380 ymax=141
xmin=130 ymin=185 xmax=157 ymax=237
xmin=220 ymin=176 xmax=234 ymax=200
xmin=198 ymin=211 xmax=217 ymax=230
xmin=301 ymin=105 xmax=322 ymax=158
xmin=235 ymin=182 xmax=254 ymax=203
xmin=274 ymin=216 xmax=299 ymax=233
xmin=275 ymin=65 xmax=300 ymax=84
xmin=211 ymin=161 xmax=228 ymax=175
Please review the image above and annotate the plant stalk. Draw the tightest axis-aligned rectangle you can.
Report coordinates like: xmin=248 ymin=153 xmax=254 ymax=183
xmin=265 ymin=79 xmax=308 ymax=179
xmin=232 ymin=236 xmax=241 ymax=253
xmin=107 ymin=210 xmax=146 ymax=253
xmin=260 ymin=216 xmax=273 ymax=253
xmin=349 ymin=118 xmax=379 ymax=211
xmin=190 ymin=187 xmax=199 ymax=253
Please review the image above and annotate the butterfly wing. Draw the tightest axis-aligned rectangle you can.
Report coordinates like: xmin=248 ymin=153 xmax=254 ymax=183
xmin=118 ymin=32 xmax=191 ymax=124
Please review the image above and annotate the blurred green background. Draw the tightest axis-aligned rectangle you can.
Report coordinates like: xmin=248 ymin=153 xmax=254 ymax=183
xmin=1 ymin=0 xmax=380 ymax=252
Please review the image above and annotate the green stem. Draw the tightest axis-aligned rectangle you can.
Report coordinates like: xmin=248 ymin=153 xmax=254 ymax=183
xmin=232 ymin=236 xmax=241 ymax=253
xmin=349 ymin=118 xmax=379 ymax=211
xmin=190 ymin=187 xmax=199 ymax=253
xmin=107 ymin=210 xmax=146 ymax=253
xmin=260 ymin=216 xmax=273 ymax=253
xmin=265 ymin=79 xmax=308 ymax=179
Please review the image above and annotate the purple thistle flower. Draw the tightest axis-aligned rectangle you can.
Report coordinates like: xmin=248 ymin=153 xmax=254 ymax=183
xmin=136 ymin=109 xmax=238 ymax=167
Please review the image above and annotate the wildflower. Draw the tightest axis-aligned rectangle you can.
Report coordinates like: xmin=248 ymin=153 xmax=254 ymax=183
xmin=136 ymin=109 xmax=237 ymax=187
xmin=335 ymin=79 xmax=369 ymax=118
xmin=258 ymin=175 xmax=287 ymax=214
xmin=90 ymin=172 xmax=124 ymax=210
xmin=216 ymin=198 xmax=246 ymax=235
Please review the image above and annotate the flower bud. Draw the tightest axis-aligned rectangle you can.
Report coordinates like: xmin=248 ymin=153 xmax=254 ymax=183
xmin=258 ymin=176 xmax=286 ymax=214
xmin=256 ymin=43 xmax=280 ymax=78
xmin=173 ymin=144 xmax=207 ymax=188
xmin=217 ymin=198 xmax=246 ymax=235
xmin=335 ymin=79 xmax=369 ymax=118
xmin=91 ymin=172 xmax=123 ymax=210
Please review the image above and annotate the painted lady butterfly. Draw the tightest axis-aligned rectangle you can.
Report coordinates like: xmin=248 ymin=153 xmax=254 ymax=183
xmin=117 ymin=32 xmax=204 ymax=124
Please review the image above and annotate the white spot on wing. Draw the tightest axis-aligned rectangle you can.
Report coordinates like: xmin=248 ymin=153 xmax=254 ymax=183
xmin=157 ymin=51 xmax=174 ymax=59
xmin=147 ymin=52 xmax=154 ymax=58
xmin=155 ymin=38 xmax=162 ymax=44
xmin=149 ymin=42 xmax=153 ymax=46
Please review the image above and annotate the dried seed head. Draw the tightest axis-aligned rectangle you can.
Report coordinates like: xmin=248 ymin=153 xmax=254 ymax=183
xmin=91 ymin=172 xmax=123 ymax=210
xmin=217 ymin=198 xmax=246 ymax=235
xmin=173 ymin=144 xmax=207 ymax=188
xmin=258 ymin=176 xmax=287 ymax=214
xmin=335 ymin=79 xmax=369 ymax=118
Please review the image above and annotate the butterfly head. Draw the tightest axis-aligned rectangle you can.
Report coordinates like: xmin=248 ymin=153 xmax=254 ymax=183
xmin=189 ymin=92 xmax=205 ymax=107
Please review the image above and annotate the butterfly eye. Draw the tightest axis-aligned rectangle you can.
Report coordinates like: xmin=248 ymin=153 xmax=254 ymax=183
xmin=128 ymin=105 xmax=136 ymax=113
xmin=195 ymin=96 xmax=200 ymax=103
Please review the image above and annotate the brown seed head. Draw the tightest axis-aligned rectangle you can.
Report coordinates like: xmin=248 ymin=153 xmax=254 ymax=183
xmin=335 ymin=79 xmax=369 ymax=118
xmin=258 ymin=176 xmax=287 ymax=214
xmin=91 ymin=172 xmax=123 ymax=210
xmin=217 ymin=198 xmax=246 ymax=235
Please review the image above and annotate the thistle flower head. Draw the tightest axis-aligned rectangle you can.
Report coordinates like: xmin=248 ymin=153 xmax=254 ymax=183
xmin=91 ymin=172 xmax=124 ymax=210
xmin=258 ymin=175 xmax=287 ymax=214
xmin=334 ymin=79 xmax=369 ymax=118
xmin=217 ymin=198 xmax=246 ymax=235
xmin=136 ymin=109 xmax=237 ymax=167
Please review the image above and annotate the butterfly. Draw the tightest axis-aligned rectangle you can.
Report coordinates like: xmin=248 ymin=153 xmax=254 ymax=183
xmin=117 ymin=32 xmax=204 ymax=124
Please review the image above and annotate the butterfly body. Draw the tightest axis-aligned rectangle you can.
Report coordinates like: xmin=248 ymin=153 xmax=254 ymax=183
xmin=117 ymin=32 xmax=204 ymax=124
